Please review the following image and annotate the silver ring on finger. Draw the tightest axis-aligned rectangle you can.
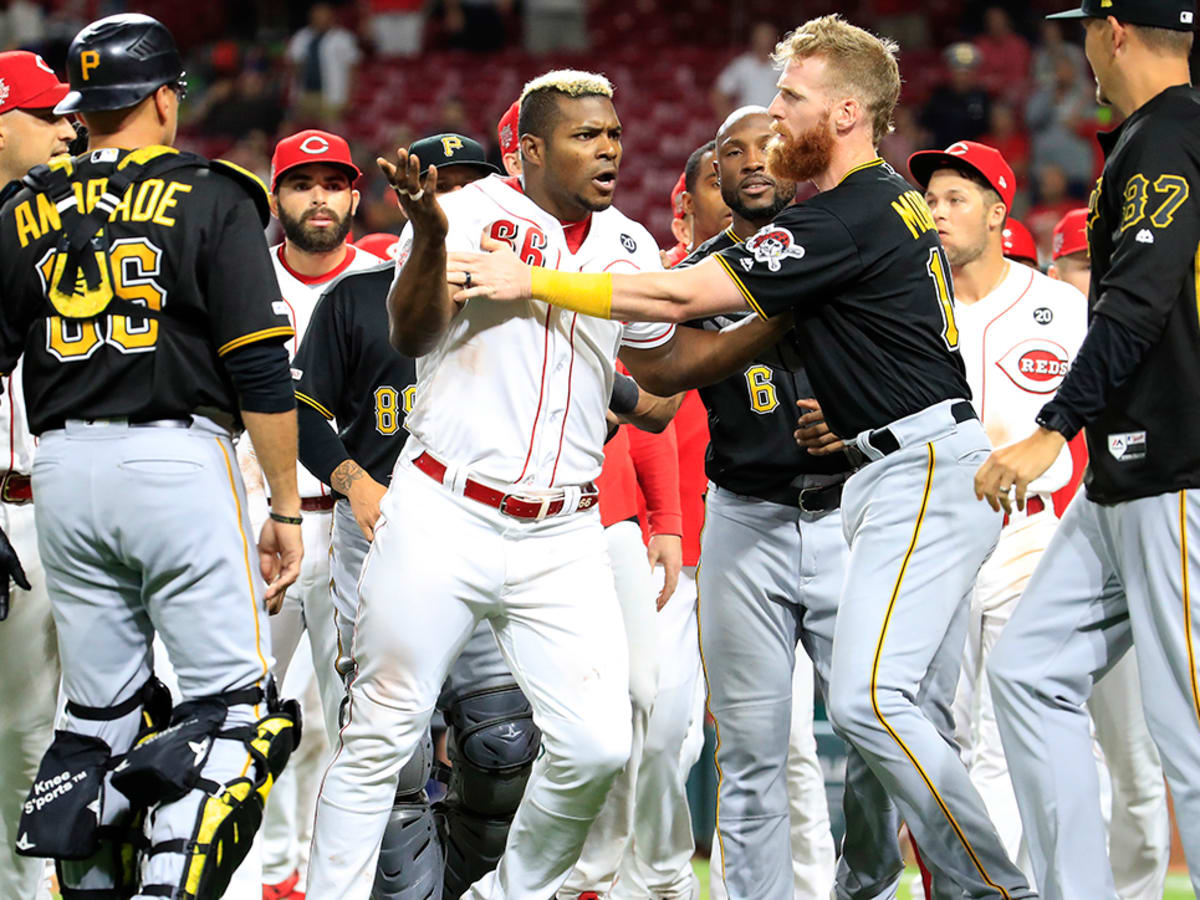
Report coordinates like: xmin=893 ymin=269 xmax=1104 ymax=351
xmin=397 ymin=186 xmax=425 ymax=201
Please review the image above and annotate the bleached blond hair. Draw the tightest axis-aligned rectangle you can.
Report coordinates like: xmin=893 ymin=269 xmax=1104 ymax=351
xmin=772 ymin=15 xmax=901 ymax=146
xmin=519 ymin=70 xmax=613 ymax=103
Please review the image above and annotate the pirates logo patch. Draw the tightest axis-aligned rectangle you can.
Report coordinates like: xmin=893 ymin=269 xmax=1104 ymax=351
xmin=747 ymin=226 xmax=805 ymax=272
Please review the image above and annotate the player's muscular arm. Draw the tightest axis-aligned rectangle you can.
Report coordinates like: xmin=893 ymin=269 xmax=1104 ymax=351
xmin=619 ymin=312 xmax=794 ymax=397
xmin=448 ymin=242 xmax=748 ymax=321
xmin=379 ymin=149 xmax=456 ymax=357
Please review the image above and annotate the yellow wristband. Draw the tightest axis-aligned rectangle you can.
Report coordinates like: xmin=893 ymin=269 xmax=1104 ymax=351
xmin=529 ymin=267 xmax=613 ymax=319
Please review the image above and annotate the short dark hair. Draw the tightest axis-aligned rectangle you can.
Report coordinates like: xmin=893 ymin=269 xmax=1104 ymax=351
xmin=1130 ymin=22 xmax=1194 ymax=56
xmin=684 ymin=140 xmax=717 ymax=194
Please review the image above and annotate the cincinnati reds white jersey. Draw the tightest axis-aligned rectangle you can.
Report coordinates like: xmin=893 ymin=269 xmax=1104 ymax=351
xmin=271 ymin=242 xmax=379 ymax=498
xmin=955 ymin=260 xmax=1087 ymax=495
xmin=0 ymin=362 xmax=36 ymax=475
xmin=394 ymin=174 xmax=675 ymax=487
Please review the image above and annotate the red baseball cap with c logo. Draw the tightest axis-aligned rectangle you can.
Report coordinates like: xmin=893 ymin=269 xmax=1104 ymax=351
xmin=0 ymin=51 xmax=70 ymax=115
xmin=270 ymin=128 xmax=362 ymax=192
xmin=908 ymin=140 xmax=1016 ymax=212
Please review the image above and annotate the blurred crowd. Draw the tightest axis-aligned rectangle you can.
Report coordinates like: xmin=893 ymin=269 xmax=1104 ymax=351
xmin=0 ymin=0 xmax=1152 ymax=259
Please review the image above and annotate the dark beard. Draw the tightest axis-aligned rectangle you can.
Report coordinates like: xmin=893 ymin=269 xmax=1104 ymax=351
xmin=280 ymin=206 xmax=353 ymax=253
xmin=722 ymin=182 xmax=795 ymax=226
xmin=767 ymin=115 xmax=834 ymax=184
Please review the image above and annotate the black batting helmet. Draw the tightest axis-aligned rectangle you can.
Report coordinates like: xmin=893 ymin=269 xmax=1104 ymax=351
xmin=55 ymin=13 xmax=185 ymax=115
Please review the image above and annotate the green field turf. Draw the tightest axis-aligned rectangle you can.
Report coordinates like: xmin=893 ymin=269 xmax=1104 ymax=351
xmin=688 ymin=860 xmax=1196 ymax=900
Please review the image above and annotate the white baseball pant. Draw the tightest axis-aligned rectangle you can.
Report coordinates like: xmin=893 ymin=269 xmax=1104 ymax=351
xmin=0 ymin=501 xmax=55 ymax=900
xmin=560 ymin=518 xmax=660 ymax=897
xmin=307 ymin=461 xmax=632 ymax=899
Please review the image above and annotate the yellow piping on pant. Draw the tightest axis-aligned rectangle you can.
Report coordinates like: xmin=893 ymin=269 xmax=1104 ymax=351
xmin=869 ymin=443 xmax=1012 ymax=900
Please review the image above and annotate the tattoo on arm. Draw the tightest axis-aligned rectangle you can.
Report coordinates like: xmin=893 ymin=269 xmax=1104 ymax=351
xmin=331 ymin=459 xmax=368 ymax=495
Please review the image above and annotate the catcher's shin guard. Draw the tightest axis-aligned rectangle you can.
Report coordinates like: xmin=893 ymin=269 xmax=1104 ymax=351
xmin=372 ymin=730 xmax=443 ymax=899
xmin=122 ymin=681 xmax=301 ymax=899
xmin=437 ymin=685 xmax=540 ymax=899
xmin=19 ymin=677 xmax=171 ymax=899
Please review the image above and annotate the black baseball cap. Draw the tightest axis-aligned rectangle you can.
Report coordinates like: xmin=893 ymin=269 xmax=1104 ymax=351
xmin=1047 ymin=0 xmax=1196 ymax=31
xmin=408 ymin=133 xmax=500 ymax=178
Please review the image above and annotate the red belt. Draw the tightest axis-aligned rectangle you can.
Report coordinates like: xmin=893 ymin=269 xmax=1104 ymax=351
xmin=301 ymin=496 xmax=335 ymax=512
xmin=1 ymin=472 xmax=31 ymax=504
xmin=413 ymin=452 xmax=599 ymax=520
xmin=1004 ymin=494 xmax=1045 ymax=526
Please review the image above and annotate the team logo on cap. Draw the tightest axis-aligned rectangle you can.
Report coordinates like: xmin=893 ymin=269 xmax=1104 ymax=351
xmin=441 ymin=136 xmax=464 ymax=156
xmin=500 ymin=124 xmax=514 ymax=148
xmin=747 ymin=226 xmax=805 ymax=272
xmin=299 ymin=135 xmax=331 ymax=154
xmin=34 ymin=54 xmax=55 ymax=75
xmin=0 ymin=79 xmax=8 ymax=106
xmin=996 ymin=339 xmax=1070 ymax=394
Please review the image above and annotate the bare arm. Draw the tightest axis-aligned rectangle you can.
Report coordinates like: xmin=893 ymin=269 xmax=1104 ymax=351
xmin=377 ymin=150 xmax=456 ymax=357
xmin=447 ymin=240 xmax=749 ymax=322
xmin=242 ymin=409 xmax=302 ymax=608
xmin=619 ymin=313 xmax=793 ymax=397
xmin=616 ymin=387 xmax=684 ymax=433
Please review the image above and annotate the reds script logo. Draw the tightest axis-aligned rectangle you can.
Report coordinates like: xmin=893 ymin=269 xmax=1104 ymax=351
xmin=996 ymin=339 xmax=1071 ymax=394
xmin=747 ymin=226 xmax=805 ymax=271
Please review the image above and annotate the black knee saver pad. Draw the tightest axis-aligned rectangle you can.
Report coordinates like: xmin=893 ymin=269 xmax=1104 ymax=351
xmin=18 ymin=730 xmax=112 ymax=860
xmin=445 ymin=684 xmax=539 ymax=817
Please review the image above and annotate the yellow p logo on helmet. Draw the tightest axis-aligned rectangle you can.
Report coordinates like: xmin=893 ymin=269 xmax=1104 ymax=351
xmin=441 ymin=136 xmax=464 ymax=156
xmin=80 ymin=50 xmax=100 ymax=81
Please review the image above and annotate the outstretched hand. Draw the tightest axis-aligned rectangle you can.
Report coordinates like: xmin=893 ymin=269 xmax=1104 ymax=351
xmin=446 ymin=235 xmax=534 ymax=303
xmin=377 ymin=148 xmax=447 ymax=239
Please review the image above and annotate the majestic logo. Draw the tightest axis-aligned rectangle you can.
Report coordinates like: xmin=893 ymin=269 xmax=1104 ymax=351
xmin=299 ymin=135 xmax=330 ymax=155
xmin=996 ymin=339 xmax=1071 ymax=394
xmin=1033 ymin=307 xmax=1053 ymax=325
xmin=1108 ymin=430 xmax=1146 ymax=462
xmin=747 ymin=226 xmax=805 ymax=272
xmin=1135 ymin=228 xmax=1155 ymax=244
xmin=619 ymin=233 xmax=637 ymax=253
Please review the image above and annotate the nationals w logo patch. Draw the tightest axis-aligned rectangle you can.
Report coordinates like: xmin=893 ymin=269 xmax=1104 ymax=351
xmin=747 ymin=226 xmax=805 ymax=271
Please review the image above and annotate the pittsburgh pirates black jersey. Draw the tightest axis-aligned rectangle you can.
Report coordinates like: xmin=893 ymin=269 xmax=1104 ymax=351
xmin=713 ymin=159 xmax=971 ymax=439
xmin=292 ymin=263 xmax=417 ymax=492
xmin=0 ymin=148 xmax=291 ymax=434
xmin=680 ymin=227 xmax=848 ymax=503
xmin=1079 ymin=85 xmax=1200 ymax=503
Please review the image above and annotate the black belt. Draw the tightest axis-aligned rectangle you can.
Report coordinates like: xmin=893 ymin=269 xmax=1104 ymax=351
xmin=843 ymin=401 xmax=977 ymax=470
xmin=798 ymin=481 xmax=844 ymax=513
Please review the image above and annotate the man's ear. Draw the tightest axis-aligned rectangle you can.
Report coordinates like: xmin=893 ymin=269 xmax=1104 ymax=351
xmin=671 ymin=216 xmax=691 ymax=245
xmin=351 ymin=188 xmax=361 ymax=216
xmin=520 ymin=133 xmax=545 ymax=170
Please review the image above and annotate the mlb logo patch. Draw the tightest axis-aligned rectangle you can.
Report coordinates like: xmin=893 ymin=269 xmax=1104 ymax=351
xmin=1107 ymin=430 xmax=1147 ymax=462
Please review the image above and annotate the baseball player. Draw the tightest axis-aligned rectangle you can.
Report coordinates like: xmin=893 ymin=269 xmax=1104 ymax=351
xmin=912 ymin=141 xmax=1157 ymax=887
xmin=978 ymin=2 xmax=1200 ymax=880
xmin=451 ymin=18 xmax=1038 ymax=899
xmin=0 ymin=13 xmax=303 ymax=899
xmin=498 ymin=100 xmax=521 ymax=176
xmin=250 ymin=127 xmax=380 ymax=899
xmin=677 ymin=105 xmax=905 ymax=900
xmin=0 ymin=49 xmax=75 ymax=900
xmin=307 ymin=69 xmax=791 ymax=899
xmin=295 ymin=132 xmax=543 ymax=900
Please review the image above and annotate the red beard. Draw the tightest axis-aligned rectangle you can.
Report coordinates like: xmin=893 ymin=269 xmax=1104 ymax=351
xmin=767 ymin=113 xmax=834 ymax=183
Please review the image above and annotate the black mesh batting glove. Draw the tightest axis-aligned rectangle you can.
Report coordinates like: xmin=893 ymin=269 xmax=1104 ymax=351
xmin=0 ymin=525 xmax=30 ymax=621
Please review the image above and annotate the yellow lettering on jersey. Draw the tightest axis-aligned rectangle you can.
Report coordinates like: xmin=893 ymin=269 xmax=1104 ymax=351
xmin=14 ymin=201 xmax=39 ymax=247
xmin=152 ymin=182 xmax=191 ymax=227
xmin=35 ymin=193 xmax=62 ymax=240
xmin=891 ymin=190 xmax=936 ymax=240
xmin=108 ymin=182 xmax=133 ymax=221
xmin=85 ymin=177 xmax=108 ymax=214
xmin=130 ymin=179 xmax=165 ymax=222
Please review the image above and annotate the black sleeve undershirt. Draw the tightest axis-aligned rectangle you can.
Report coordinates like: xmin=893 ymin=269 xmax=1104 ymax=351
xmin=1036 ymin=311 xmax=1154 ymax=440
xmin=297 ymin=401 xmax=352 ymax=486
xmin=223 ymin=340 xmax=295 ymax=413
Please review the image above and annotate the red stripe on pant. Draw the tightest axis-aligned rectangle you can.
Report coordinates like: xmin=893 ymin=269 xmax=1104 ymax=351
xmin=911 ymin=836 xmax=934 ymax=898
